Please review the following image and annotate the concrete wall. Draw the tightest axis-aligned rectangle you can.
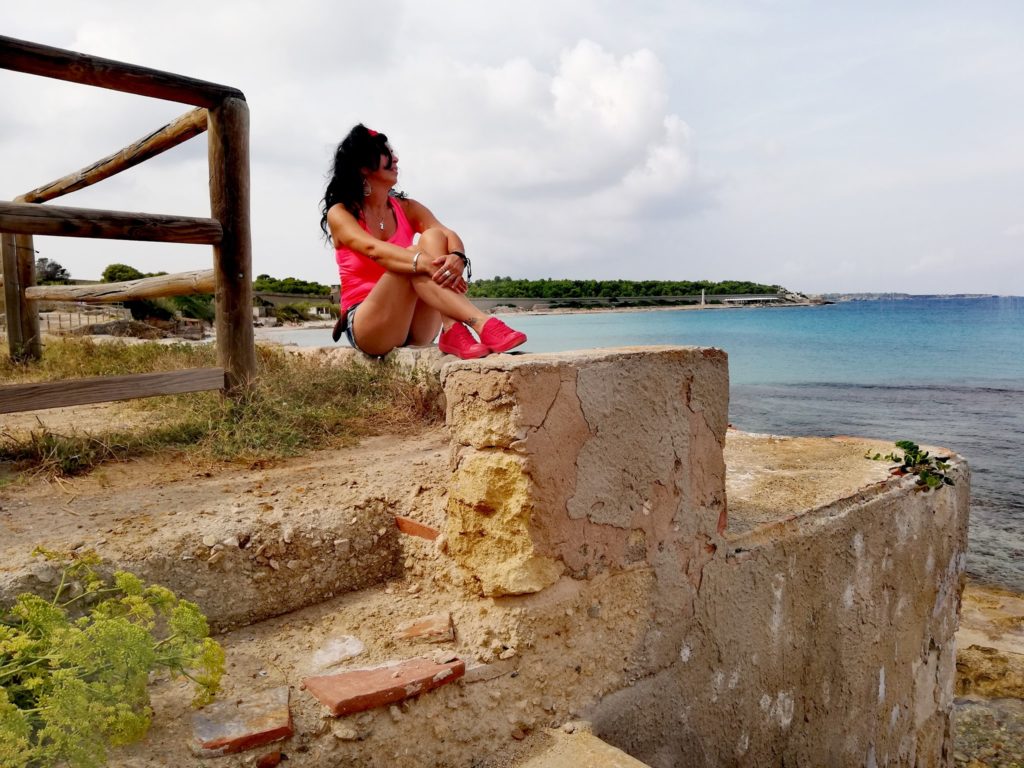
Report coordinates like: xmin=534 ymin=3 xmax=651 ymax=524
xmin=441 ymin=347 xmax=969 ymax=767
xmin=589 ymin=474 xmax=969 ymax=766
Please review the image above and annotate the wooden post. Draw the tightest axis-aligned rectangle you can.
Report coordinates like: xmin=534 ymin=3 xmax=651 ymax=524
xmin=2 ymin=232 xmax=41 ymax=361
xmin=207 ymin=97 xmax=256 ymax=391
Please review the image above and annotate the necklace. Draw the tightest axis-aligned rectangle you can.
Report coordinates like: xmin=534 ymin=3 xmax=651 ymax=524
xmin=365 ymin=202 xmax=388 ymax=233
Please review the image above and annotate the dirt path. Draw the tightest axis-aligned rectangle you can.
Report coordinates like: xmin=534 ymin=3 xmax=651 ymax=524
xmin=1 ymin=416 xmax=450 ymax=591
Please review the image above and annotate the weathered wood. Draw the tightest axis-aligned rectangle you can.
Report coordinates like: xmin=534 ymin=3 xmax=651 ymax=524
xmin=0 ymin=368 xmax=225 ymax=414
xmin=0 ymin=201 xmax=222 ymax=244
xmin=14 ymin=235 xmax=40 ymax=359
xmin=2 ymin=233 xmax=42 ymax=361
xmin=25 ymin=269 xmax=215 ymax=303
xmin=2 ymin=234 xmax=21 ymax=354
xmin=0 ymin=35 xmax=244 ymax=108
xmin=208 ymin=97 xmax=256 ymax=390
xmin=20 ymin=109 xmax=208 ymax=204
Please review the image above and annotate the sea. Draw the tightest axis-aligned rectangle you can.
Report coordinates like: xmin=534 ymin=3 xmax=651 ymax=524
xmin=273 ymin=296 xmax=1024 ymax=592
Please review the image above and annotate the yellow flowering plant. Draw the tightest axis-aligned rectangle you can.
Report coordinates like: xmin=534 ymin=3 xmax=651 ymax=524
xmin=0 ymin=549 xmax=224 ymax=768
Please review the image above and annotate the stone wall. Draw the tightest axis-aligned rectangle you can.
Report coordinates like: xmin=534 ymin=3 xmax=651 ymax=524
xmin=589 ymin=473 xmax=969 ymax=766
xmin=442 ymin=347 xmax=729 ymax=596
xmin=441 ymin=346 xmax=969 ymax=767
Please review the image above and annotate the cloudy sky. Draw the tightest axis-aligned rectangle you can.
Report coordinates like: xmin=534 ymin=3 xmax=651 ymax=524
xmin=3 ymin=1 xmax=1023 ymax=294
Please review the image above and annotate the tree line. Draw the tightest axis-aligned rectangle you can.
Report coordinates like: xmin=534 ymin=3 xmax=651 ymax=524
xmin=465 ymin=277 xmax=783 ymax=299
xmin=253 ymin=274 xmax=331 ymax=296
xmin=34 ymin=259 xmax=333 ymax=297
xmin=34 ymin=258 xmax=784 ymax=312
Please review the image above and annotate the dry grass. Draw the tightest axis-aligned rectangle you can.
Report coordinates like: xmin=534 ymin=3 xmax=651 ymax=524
xmin=0 ymin=339 xmax=444 ymax=476
xmin=0 ymin=337 xmax=217 ymax=383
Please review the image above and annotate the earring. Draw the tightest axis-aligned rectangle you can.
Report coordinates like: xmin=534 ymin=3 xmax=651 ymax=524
xmin=362 ymin=179 xmax=371 ymax=197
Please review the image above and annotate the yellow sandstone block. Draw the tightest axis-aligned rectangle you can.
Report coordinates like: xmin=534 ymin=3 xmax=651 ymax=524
xmin=446 ymin=451 xmax=563 ymax=596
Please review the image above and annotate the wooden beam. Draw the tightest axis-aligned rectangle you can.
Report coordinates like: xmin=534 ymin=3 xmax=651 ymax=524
xmin=0 ymin=368 xmax=225 ymax=414
xmin=2 ymin=233 xmax=42 ymax=361
xmin=0 ymin=201 xmax=222 ymax=244
xmin=0 ymin=35 xmax=244 ymax=108
xmin=25 ymin=269 xmax=215 ymax=303
xmin=208 ymin=97 xmax=256 ymax=391
xmin=19 ymin=108 xmax=208 ymax=204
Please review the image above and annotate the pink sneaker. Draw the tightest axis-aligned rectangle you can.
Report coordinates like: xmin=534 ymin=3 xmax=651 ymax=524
xmin=438 ymin=322 xmax=490 ymax=359
xmin=479 ymin=317 xmax=527 ymax=353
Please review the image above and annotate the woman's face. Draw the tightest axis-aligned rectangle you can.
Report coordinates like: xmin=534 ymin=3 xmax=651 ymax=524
xmin=365 ymin=146 xmax=399 ymax=187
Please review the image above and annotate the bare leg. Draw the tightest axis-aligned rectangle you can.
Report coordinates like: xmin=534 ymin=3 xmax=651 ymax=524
xmin=406 ymin=300 xmax=443 ymax=346
xmin=350 ymin=229 xmax=488 ymax=355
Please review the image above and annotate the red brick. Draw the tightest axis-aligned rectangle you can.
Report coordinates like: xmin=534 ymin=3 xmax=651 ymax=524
xmin=395 ymin=515 xmax=440 ymax=541
xmin=256 ymin=751 xmax=282 ymax=768
xmin=304 ymin=656 xmax=465 ymax=716
xmin=394 ymin=612 xmax=454 ymax=643
xmin=191 ymin=686 xmax=293 ymax=756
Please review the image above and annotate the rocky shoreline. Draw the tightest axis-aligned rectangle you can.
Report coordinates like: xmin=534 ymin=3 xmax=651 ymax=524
xmin=954 ymin=582 xmax=1024 ymax=765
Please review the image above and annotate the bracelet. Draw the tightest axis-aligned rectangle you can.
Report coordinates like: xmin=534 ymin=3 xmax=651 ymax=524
xmin=412 ymin=251 xmax=420 ymax=274
xmin=450 ymin=250 xmax=472 ymax=280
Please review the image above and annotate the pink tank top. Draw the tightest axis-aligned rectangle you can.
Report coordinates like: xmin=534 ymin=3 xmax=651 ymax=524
xmin=336 ymin=197 xmax=416 ymax=311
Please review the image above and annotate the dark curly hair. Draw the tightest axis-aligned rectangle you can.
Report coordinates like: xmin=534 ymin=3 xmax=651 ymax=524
xmin=319 ymin=124 xmax=396 ymax=239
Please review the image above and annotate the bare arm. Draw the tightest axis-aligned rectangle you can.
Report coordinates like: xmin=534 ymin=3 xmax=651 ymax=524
xmin=326 ymin=204 xmax=424 ymax=275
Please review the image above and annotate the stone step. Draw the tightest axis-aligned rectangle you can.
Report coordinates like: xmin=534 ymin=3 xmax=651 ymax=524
xmin=0 ymin=428 xmax=450 ymax=631
xmin=104 ymin=519 xmax=662 ymax=767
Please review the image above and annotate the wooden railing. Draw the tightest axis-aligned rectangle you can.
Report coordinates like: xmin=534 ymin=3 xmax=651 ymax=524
xmin=0 ymin=35 xmax=256 ymax=413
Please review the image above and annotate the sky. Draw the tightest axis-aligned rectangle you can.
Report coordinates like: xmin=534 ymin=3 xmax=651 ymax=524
xmin=3 ymin=1 xmax=1023 ymax=295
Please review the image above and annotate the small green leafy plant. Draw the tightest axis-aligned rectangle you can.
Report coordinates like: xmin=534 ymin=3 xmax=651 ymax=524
xmin=0 ymin=549 xmax=225 ymax=768
xmin=866 ymin=440 xmax=955 ymax=491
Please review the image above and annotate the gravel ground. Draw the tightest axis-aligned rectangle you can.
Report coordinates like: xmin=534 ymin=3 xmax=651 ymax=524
xmin=954 ymin=697 xmax=1024 ymax=767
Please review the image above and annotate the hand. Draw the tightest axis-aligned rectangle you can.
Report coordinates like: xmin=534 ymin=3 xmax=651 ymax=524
xmin=431 ymin=253 xmax=468 ymax=293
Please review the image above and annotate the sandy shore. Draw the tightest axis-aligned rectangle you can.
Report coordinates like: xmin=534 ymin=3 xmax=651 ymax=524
xmin=247 ymin=300 xmax=822 ymax=342
xmin=3 ymin=301 xmax=821 ymax=351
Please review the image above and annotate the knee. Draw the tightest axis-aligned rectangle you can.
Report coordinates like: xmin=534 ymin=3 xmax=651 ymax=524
xmin=418 ymin=227 xmax=448 ymax=252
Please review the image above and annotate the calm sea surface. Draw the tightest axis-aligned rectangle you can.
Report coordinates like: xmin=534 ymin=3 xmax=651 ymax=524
xmin=277 ymin=297 xmax=1024 ymax=590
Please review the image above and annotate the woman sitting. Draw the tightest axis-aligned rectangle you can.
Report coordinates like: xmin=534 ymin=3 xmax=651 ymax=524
xmin=320 ymin=124 xmax=527 ymax=360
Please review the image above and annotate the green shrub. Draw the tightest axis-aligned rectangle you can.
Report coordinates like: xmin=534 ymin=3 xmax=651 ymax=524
xmin=866 ymin=440 xmax=955 ymax=490
xmin=271 ymin=303 xmax=311 ymax=324
xmin=170 ymin=294 xmax=215 ymax=323
xmin=124 ymin=299 xmax=174 ymax=322
xmin=253 ymin=275 xmax=331 ymax=296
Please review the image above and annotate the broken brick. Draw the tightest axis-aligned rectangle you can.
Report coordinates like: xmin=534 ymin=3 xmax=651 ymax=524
xmin=395 ymin=515 xmax=440 ymax=541
xmin=394 ymin=612 xmax=454 ymax=643
xmin=256 ymin=751 xmax=282 ymax=768
xmin=304 ymin=656 xmax=465 ymax=716
xmin=191 ymin=686 xmax=293 ymax=756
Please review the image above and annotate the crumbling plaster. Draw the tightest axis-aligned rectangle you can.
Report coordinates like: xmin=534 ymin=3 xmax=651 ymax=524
xmin=443 ymin=347 xmax=729 ymax=597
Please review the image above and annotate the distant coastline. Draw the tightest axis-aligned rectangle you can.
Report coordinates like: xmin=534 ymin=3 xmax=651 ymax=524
xmin=820 ymin=292 xmax=1008 ymax=301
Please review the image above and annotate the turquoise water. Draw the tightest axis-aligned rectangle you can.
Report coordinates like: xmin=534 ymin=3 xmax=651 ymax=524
xmin=278 ymin=297 xmax=1024 ymax=590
